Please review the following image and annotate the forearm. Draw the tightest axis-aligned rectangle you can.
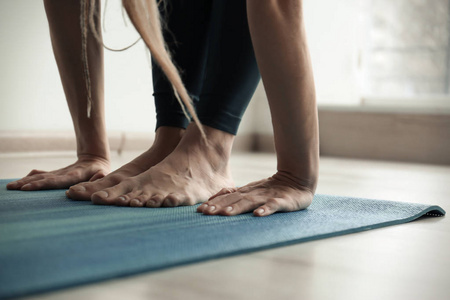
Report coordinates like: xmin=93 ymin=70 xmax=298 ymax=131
xmin=247 ymin=0 xmax=319 ymax=192
xmin=44 ymin=0 xmax=109 ymax=161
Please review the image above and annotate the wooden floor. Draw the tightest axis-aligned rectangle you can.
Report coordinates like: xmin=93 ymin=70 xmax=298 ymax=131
xmin=1 ymin=151 xmax=449 ymax=300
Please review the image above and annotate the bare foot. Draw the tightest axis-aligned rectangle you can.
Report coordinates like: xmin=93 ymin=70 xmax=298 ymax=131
xmin=90 ymin=123 xmax=235 ymax=207
xmin=196 ymin=172 xmax=314 ymax=217
xmin=67 ymin=127 xmax=185 ymax=201
xmin=6 ymin=154 xmax=110 ymax=191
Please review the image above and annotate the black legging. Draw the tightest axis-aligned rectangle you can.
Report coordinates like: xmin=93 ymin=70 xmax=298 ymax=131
xmin=152 ymin=0 xmax=261 ymax=135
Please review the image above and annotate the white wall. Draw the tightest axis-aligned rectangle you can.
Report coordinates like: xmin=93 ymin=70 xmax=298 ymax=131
xmin=0 ymin=0 xmax=362 ymax=136
xmin=0 ymin=0 xmax=157 ymax=134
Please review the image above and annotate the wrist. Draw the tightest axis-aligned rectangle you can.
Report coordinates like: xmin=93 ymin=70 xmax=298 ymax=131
xmin=77 ymin=153 xmax=110 ymax=166
xmin=272 ymin=170 xmax=318 ymax=194
xmin=76 ymin=135 xmax=110 ymax=162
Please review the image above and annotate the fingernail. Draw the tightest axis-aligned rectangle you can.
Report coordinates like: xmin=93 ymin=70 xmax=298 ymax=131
xmin=21 ymin=184 xmax=32 ymax=190
xmin=72 ymin=186 xmax=86 ymax=192
xmin=226 ymin=206 xmax=233 ymax=212
xmin=209 ymin=205 xmax=216 ymax=212
xmin=96 ymin=191 xmax=108 ymax=198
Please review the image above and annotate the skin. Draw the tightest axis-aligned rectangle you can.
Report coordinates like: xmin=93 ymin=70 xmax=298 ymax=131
xmin=91 ymin=0 xmax=319 ymax=216
xmin=9 ymin=0 xmax=319 ymax=218
xmin=6 ymin=0 xmax=183 ymax=192
xmin=89 ymin=123 xmax=235 ymax=207
xmin=7 ymin=0 xmax=110 ymax=191
xmin=67 ymin=126 xmax=185 ymax=201
xmin=197 ymin=0 xmax=319 ymax=216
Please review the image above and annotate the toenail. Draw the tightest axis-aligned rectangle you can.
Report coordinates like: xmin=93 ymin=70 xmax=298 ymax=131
xmin=130 ymin=199 xmax=142 ymax=207
xmin=226 ymin=206 xmax=233 ymax=212
xmin=72 ymin=186 xmax=86 ymax=192
xmin=257 ymin=208 xmax=265 ymax=214
xmin=96 ymin=191 xmax=108 ymax=198
xmin=209 ymin=205 xmax=216 ymax=212
xmin=148 ymin=200 xmax=156 ymax=206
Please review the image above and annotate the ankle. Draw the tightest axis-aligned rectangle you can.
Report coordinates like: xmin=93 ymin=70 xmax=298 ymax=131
xmin=152 ymin=126 xmax=185 ymax=153
xmin=181 ymin=123 xmax=235 ymax=159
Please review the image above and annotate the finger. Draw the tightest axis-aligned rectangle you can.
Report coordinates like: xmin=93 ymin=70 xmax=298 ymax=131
xmin=253 ymin=197 xmax=288 ymax=217
xmin=196 ymin=202 xmax=209 ymax=213
xmin=202 ymin=193 xmax=243 ymax=215
xmin=219 ymin=197 xmax=263 ymax=216
xmin=27 ymin=169 xmax=47 ymax=176
xmin=7 ymin=174 xmax=48 ymax=190
xmin=21 ymin=174 xmax=81 ymax=191
xmin=208 ymin=187 xmax=237 ymax=200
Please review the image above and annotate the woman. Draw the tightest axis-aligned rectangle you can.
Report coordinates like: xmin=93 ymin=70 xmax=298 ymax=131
xmin=7 ymin=0 xmax=319 ymax=217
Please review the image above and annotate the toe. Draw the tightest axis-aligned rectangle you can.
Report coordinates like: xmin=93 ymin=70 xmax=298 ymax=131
xmin=146 ymin=194 xmax=164 ymax=208
xmin=116 ymin=191 xmax=141 ymax=206
xmin=128 ymin=192 xmax=150 ymax=207
xmin=162 ymin=193 xmax=186 ymax=207
xmin=130 ymin=198 xmax=144 ymax=207
xmin=91 ymin=190 xmax=111 ymax=205
xmin=91 ymin=180 xmax=134 ymax=205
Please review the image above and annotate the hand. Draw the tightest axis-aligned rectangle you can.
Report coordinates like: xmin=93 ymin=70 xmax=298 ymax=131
xmin=197 ymin=173 xmax=314 ymax=217
xmin=6 ymin=155 xmax=110 ymax=191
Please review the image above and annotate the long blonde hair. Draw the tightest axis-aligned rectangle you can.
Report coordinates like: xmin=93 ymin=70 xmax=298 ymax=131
xmin=81 ymin=0 xmax=206 ymax=140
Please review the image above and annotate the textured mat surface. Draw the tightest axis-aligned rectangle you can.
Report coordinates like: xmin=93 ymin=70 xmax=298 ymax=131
xmin=0 ymin=179 xmax=445 ymax=299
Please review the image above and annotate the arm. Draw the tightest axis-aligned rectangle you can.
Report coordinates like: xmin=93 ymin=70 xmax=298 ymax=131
xmin=198 ymin=0 xmax=319 ymax=216
xmin=7 ymin=0 xmax=110 ymax=191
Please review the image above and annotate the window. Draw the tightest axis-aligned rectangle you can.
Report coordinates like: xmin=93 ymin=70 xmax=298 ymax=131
xmin=360 ymin=0 xmax=450 ymax=111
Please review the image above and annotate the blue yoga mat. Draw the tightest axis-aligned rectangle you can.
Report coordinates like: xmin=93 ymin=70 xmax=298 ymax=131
xmin=0 ymin=179 xmax=445 ymax=299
